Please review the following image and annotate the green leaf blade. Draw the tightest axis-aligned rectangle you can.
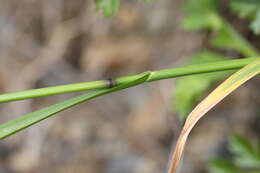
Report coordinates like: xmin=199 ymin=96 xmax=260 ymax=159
xmin=0 ymin=72 xmax=150 ymax=139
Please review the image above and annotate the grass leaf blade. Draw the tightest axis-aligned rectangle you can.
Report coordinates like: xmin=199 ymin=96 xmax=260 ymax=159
xmin=168 ymin=59 xmax=260 ymax=173
xmin=0 ymin=72 xmax=150 ymax=139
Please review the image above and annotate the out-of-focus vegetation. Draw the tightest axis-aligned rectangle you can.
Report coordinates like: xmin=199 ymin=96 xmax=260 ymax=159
xmin=172 ymin=0 xmax=259 ymax=119
xmin=96 ymin=0 xmax=121 ymax=17
xmin=209 ymin=135 xmax=260 ymax=173
xmin=95 ymin=0 xmax=150 ymax=17
xmin=171 ymin=0 xmax=260 ymax=172
xmin=230 ymin=0 xmax=260 ymax=35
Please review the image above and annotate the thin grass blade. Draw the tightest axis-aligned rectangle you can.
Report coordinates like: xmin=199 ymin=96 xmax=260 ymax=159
xmin=168 ymin=59 xmax=260 ymax=173
xmin=0 ymin=72 xmax=150 ymax=139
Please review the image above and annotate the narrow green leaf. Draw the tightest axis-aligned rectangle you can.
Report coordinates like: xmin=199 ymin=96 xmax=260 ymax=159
xmin=0 ymin=72 xmax=150 ymax=139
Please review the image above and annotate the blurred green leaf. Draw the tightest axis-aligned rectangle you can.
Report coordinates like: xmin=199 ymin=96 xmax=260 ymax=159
xmin=230 ymin=0 xmax=260 ymax=34
xmin=250 ymin=11 xmax=260 ymax=35
xmin=182 ymin=0 xmax=223 ymax=30
xmin=230 ymin=0 xmax=260 ymax=18
xmin=172 ymin=51 xmax=231 ymax=120
xmin=230 ymin=135 xmax=260 ymax=168
xmin=95 ymin=0 xmax=152 ymax=17
xmin=96 ymin=0 xmax=120 ymax=17
xmin=211 ymin=23 xmax=259 ymax=57
xmin=256 ymin=142 xmax=260 ymax=156
xmin=209 ymin=135 xmax=260 ymax=173
xmin=182 ymin=0 xmax=259 ymax=57
xmin=209 ymin=159 xmax=242 ymax=173
xmin=230 ymin=135 xmax=255 ymax=158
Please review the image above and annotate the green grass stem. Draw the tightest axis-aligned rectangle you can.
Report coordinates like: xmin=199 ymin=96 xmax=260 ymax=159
xmin=0 ymin=58 xmax=258 ymax=103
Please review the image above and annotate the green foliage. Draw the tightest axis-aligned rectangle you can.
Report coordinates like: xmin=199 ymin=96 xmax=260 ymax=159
xmin=209 ymin=135 xmax=260 ymax=173
xmin=172 ymin=51 xmax=231 ymax=120
xmin=251 ymin=11 xmax=260 ymax=35
xmin=182 ymin=0 xmax=222 ymax=30
xmin=96 ymin=0 xmax=120 ymax=17
xmin=211 ymin=23 xmax=259 ymax=57
xmin=95 ymin=0 xmax=151 ymax=17
xmin=209 ymin=159 xmax=242 ymax=173
xmin=230 ymin=135 xmax=260 ymax=168
xmin=173 ymin=0 xmax=259 ymax=120
xmin=182 ymin=0 xmax=259 ymax=57
xmin=230 ymin=0 xmax=260 ymax=34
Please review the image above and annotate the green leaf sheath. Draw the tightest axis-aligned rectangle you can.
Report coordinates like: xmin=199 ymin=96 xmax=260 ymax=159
xmin=0 ymin=72 xmax=150 ymax=139
xmin=0 ymin=58 xmax=257 ymax=103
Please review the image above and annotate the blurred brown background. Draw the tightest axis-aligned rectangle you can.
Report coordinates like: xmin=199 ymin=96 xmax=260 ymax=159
xmin=0 ymin=0 xmax=259 ymax=173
